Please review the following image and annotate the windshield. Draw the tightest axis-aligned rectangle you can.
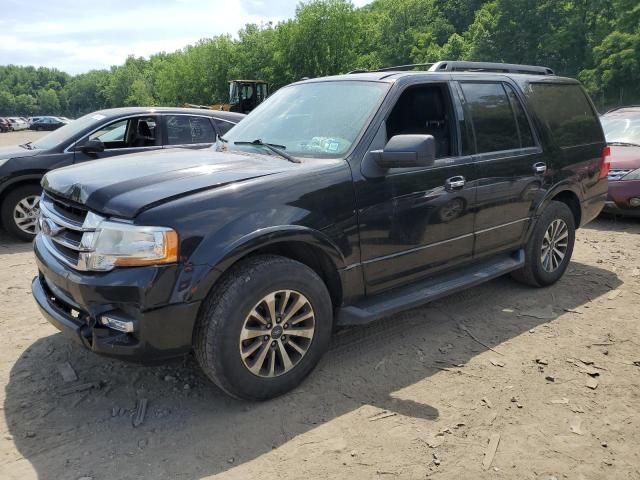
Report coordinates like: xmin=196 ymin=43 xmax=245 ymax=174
xmin=223 ymin=81 xmax=389 ymax=159
xmin=601 ymin=112 xmax=640 ymax=144
xmin=31 ymin=112 xmax=108 ymax=150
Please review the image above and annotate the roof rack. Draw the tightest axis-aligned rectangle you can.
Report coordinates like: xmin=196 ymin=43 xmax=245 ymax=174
xmin=348 ymin=61 xmax=555 ymax=76
xmin=347 ymin=64 xmax=434 ymax=74
xmin=429 ymin=61 xmax=554 ymax=76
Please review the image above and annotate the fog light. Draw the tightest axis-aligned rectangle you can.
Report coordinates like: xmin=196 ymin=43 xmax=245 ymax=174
xmin=629 ymin=197 xmax=640 ymax=207
xmin=100 ymin=315 xmax=134 ymax=333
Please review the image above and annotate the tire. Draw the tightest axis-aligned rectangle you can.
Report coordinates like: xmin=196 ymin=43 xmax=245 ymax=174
xmin=1 ymin=184 xmax=42 ymax=242
xmin=194 ymin=254 xmax=333 ymax=400
xmin=511 ymin=200 xmax=576 ymax=287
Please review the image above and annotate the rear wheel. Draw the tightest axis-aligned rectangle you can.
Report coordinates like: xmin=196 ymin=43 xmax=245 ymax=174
xmin=1 ymin=184 xmax=42 ymax=241
xmin=512 ymin=200 xmax=575 ymax=287
xmin=194 ymin=254 xmax=332 ymax=400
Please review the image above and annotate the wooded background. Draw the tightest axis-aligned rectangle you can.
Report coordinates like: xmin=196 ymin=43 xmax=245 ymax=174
xmin=1 ymin=0 xmax=638 ymax=117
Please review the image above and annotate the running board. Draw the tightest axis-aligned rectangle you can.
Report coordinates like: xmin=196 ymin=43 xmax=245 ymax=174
xmin=336 ymin=250 xmax=525 ymax=327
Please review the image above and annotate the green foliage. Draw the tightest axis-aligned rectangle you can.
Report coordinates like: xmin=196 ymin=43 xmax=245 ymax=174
xmin=0 ymin=0 xmax=637 ymax=116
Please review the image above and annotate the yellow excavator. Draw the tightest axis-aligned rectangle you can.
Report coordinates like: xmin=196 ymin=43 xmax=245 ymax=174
xmin=186 ymin=80 xmax=268 ymax=114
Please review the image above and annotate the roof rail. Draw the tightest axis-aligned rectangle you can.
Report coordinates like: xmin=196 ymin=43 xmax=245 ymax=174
xmin=347 ymin=64 xmax=434 ymax=74
xmin=375 ymin=63 xmax=434 ymax=72
xmin=429 ymin=61 xmax=554 ymax=76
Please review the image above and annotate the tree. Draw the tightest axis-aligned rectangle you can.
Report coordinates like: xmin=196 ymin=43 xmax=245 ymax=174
xmin=37 ymin=88 xmax=61 ymax=114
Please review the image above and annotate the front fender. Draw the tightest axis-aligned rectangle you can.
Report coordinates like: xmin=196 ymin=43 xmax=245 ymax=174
xmin=170 ymin=225 xmax=346 ymax=304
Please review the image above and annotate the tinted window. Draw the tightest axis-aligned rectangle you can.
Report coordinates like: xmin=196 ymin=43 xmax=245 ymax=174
xmin=525 ymin=83 xmax=602 ymax=147
xmin=505 ymin=84 xmax=535 ymax=148
xmin=166 ymin=115 xmax=216 ymax=145
xmin=461 ymin=82 xmax=520 ymax=153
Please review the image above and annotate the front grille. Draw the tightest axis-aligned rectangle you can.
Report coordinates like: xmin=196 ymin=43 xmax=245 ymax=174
xmin=608 ymin=169 xmax=632 ymax=181
xmin=39 ymin=193 xmax=93 ymax=270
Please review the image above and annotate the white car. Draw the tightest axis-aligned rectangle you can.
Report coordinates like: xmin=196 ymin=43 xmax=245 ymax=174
xmin=8 ymin=117 xmax=28 ymax=131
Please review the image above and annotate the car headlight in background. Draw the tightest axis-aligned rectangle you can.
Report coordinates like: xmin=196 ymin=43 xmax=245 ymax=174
xmin=77 ymin=218 xmax=178 ymax=271
xmin=621 ymin=168 xmax=640 ymax=180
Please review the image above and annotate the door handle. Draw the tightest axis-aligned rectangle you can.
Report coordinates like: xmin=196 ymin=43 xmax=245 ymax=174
xmin=533 ymin=162 xmax=547 ymax=174
xmin=446 ymin=176 xmax=466 ymax=190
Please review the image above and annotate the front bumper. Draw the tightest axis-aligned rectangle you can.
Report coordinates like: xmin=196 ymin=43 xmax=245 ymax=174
xmin=603 ymin=180 xmax=640 ymax=217
xmin=32 ymin=234 xmax=201 ymax=362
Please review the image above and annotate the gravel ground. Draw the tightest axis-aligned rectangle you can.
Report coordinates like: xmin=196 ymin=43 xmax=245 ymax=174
xmin=0 ymin=130 xmax=639 ymax=480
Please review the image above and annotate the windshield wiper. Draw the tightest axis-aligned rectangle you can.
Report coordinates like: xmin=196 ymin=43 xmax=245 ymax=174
xmin=234 ymin=139 xmax=300 ymax=164
xmin=608 ymin=141 xmax=640 ymax=147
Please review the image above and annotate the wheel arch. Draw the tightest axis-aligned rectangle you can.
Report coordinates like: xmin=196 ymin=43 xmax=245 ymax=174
xmin=188 ymin=226 xmax=347 ymax=311
xmin=0 ymin=174 xmax=44 ymax=203
xmin=525 ymin=185 xmax=582 ymax=244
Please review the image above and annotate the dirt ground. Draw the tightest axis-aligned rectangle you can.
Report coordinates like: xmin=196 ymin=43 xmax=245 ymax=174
xmin=0 ymin=130 xmax=638 ymax=480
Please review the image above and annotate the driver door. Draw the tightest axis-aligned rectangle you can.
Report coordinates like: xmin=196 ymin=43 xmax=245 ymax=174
xmin=73 ymin=115 xmax=162 ymax=163
xmin=355 ymin=82 xmax=478 ymax=295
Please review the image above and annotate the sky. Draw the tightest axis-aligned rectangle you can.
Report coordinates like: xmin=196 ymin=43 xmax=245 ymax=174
xmin=0 ymin=0 xmax=373 ymax=75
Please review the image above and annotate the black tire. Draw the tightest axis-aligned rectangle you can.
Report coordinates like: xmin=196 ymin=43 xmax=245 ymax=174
xmin=194 ymin=254 xmax=333 ymax=400
xmin=1 ymin=184 xmax=42 ymax=242
xmin=512 ymin=200 xmax=576 ymax=287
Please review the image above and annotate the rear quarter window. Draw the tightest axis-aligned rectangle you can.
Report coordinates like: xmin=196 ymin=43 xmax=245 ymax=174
xmin=524 ymin=83 xmax=602 ymax=147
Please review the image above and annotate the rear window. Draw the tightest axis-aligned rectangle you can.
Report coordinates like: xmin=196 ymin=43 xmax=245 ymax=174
xmin=525 ymin=83 xmax=602 ymax=147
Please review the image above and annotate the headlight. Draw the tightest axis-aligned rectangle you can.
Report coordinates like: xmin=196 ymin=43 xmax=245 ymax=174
xmin=622 ymin=168 xmax=640 ymax=180
xmin=78 ymin=219 xmax=178 ymax=271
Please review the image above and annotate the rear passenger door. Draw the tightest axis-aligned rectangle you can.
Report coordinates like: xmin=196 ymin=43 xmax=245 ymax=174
xmin=163 ymin=115 xmax=217 ymax=149
xmin=457 ymin=80 xmax=551 ymax=258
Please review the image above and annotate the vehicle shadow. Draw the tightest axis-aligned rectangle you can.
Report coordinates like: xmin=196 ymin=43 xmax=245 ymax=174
xmin=0 ymin=231 xmax=33 ymax=256
xmin=4 ymin=262 xmax=620 ymax=479
xmin=587 ymin=214 xmax=640 ymax=233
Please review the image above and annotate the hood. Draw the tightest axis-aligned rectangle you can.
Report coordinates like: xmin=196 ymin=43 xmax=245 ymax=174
xmin=0 ymin=144 xmax=41 ymax=160
xmin=609 ymin=145 xmax=640 ymax=170
xmin=42 ymin=148 xmax=294 ymax=218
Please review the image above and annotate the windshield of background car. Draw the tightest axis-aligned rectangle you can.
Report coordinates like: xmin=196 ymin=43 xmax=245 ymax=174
xmin=601 ymin=112 xmax=640 ymax=144
xmin=223 ymin=81 xmax=389 ymax=158
xmin=31 ymin=112 xmax=108 ymax=150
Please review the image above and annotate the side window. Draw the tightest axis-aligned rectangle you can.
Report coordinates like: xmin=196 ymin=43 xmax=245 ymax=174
xmin=460 ymin=82 xmax=521 ymax=153
xmin=88 ymin=116 xmax=158 ymax=149
xmin=214 ymin=119 xmax=235 ymax=137
xmin=386 ymin=84 xmax=455 ymax=159
xmin=166 ymin=115 xmax=216 ymax=145
xmin=90 ymin=119 xmax=127 ymax=145
xmin=525 ymin=83 xmax=602 ymax=147
xmin=504 ymin=84 xmax=535 ymax=148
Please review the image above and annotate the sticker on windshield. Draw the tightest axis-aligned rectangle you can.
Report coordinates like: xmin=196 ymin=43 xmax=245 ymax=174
xmin=91 ymin=114 xmax=106 ymax=120
xmin=328 ymin=141 xmax=340 ymax=152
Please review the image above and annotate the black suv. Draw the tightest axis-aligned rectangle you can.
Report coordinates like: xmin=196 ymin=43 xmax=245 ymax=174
xmin=31 ymin=62 xmax=608 ymax=400
xmin=0 ymin=107 xmax=243 ymax=240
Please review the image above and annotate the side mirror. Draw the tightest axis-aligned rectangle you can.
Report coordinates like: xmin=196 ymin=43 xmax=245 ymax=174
xmin=77 ymin=138 xmax=104 ymax=154
xmin=374 ymin=134 xmax=436 ymax=169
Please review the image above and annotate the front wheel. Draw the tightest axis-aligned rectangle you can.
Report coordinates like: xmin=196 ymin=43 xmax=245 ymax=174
xmin=194 ymin=254 xmax=333 ymax=400
xmin=512 ymin=200 xmax=576 ymax=287
xmin=1 ymin=185 xmax=42 ymax=241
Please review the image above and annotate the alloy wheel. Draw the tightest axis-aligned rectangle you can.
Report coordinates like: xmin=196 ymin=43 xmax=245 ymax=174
xmin=540 ymin=218 xmax=569 ymax=272
xmin=13 ymin=195 xmax=40 ymax=235
xmin=239 ymin=289 xmax=316 ymax=378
